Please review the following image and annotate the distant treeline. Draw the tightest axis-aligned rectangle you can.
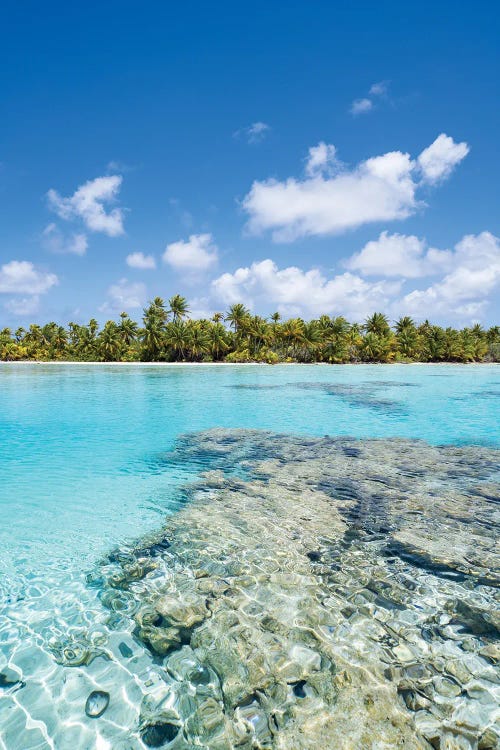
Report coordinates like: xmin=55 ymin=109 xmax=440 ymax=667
xmin=1 ymin=296 xmax=499 ymax=363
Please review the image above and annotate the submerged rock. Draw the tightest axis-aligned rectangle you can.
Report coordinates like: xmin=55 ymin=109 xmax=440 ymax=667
xmin=478 ymin=728 xmax=500 ymax=750
xmin=140 ymin=722 xmax=179 ymax=747
xmin=48 ymin=631 xmax=108 ymax=667
xmin=85 ymin=690 xmax=110 ymax=718
xmin=155 ymin=593 xmax=209 ymax=629
xmin=118 ymin=641 xmax=133 ymax=658
xmin=0 ymin=670 xmax=25 ymax=693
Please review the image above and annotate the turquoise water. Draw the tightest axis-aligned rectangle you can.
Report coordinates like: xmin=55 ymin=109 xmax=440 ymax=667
xmin=0 ymin=363 xmax=499 ymax=749
xmin=0 ymin=362 xmax=499 ymax=593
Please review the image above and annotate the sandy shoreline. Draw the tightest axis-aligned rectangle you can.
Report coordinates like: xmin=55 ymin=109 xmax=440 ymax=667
xmin=0 ymin=360 xmax=498 ymax=367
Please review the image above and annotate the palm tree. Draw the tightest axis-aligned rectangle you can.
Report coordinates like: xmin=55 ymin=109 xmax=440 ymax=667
xmin=317 ymin=316 xmax=350 ymax=362
xmin=423 ymin=326 xmax=446 ymax=361
xmin=169 ymin=294 xmax=190 ymax=322
xmin=395 ymin=316 xmax=415 ymax=335
xmin=486 ymin=326 xmax=500 ymax=344
xmin=280 ymin=318 xmax=306 ymax=358
xmin=98 ymin=321 xmax=123 ymax=361
xmin=225 ymin=303 xmax=250 ymax=333
xmin=418 ymin=319 xmax=433 ymax=337
xmin=440 ymin=328 xmax=461 ymax=361
xmin=471 ymin=323 xmax=484 ymax=338
xmin=208 ymin=323 xmax=229 ymax=360
xmin=364 ymin=312 xmax=391 ymax=337
xmin=345 ymin=323 xmax=363 ymax=361
xmin=22 ymin=325 xmax=47 ymax=358
xmin=14 ymin=327 xmax=26 ymax=343
xmin=397 ymin=327 xmax=419 ymax=360
xmin=247 ymin=316 xmax=270 ymax=356
xmin=298 ymin=321 xmax=321 ymax=362
xmin=118 ymin=312 xmax=139 ymax=347
xmin=360 ymin=332 xmax=395 ymax=362
xmin=165 ymin=321 xmax=189 ymax=360
xmin=461 ymin=328 xmax=487 ymax=361
xmin=88 ymin=318 xmax=99 ymax=339
xmin=330 ymin=316 xmax=350 ymax=337
xmin=141 ymin=298 xmax=168 ymax=360
xmin=211 ymin=312 xmax=223 ymax=323
xmin=186 ymin=322 xmax=209 ymax=361
xmin=50 ymin=325 xmax=68 ymax=358
xmin=71 ymin=319 xmax=99 ymax=360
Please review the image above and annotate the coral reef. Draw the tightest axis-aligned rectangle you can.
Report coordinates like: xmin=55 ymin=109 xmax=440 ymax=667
xmin=93 ymin=430 xmax=500 ymax=748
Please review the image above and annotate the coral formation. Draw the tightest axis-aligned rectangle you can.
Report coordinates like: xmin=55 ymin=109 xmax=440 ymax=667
xmin=93 ymin=430 xmax=500 ymax=748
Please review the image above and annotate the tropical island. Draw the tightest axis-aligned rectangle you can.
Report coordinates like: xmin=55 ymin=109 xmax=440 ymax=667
xmin=1 ymin=295 xmax=499 ymax=364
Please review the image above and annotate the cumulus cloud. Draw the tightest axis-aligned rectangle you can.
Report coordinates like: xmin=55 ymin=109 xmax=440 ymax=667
xmin=211 ymin=259 xmax=400 ymax=320
xmin=47 ymin=175 xmax=125 ymax=236
xmin=350 ymin=98 xmax=373 ymax=115
xmin=188 ymin=296 xmax=217 ymax=320
xmin=4 ymin=295 xmax=40 ymax=317
xmin=397 ymin=232 xmax=500 ymax=318
xmin=208 ymin=229 xmax=498 ymax=324
xmin=163 ymin=233 xmax=218 ymax=273
xmin=126 ymin=251 xmax=156 ymax=270
xmin=417 ymin=134 xmax=470 ymax=184
xmin=346 ymin=231 xmax=452 ymax=278
xmin=242 ymin=134 xmax=469 ymax=242
xmin=350 ymin=81 xmax=389 ymax=115
xmin=305 ymin=142 xmax=340 ymax=177
xmin=100 ymin=278 xmax=147 ymax=312
xmin=234 ymin=122 xmax=270 ymax=144
xmin=42 ymin=223 xmax=88 ymax=255
xmin=0 ymin=260 xmax=58 ymax=294
xmin=369 ymin=81 xmax=388 ymax=96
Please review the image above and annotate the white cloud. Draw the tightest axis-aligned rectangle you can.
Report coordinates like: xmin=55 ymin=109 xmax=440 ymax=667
xmin=42 ymin=223 xmax=88 ymax=255
xmin=346 ymin=231 xmax=452 ymax=278
xmin=106 ymin=160 xmax=135 ymax=173
xmin=163 ymin=233 xmax=218 ymax=272
xmin=305 ymin=142 xmax=340 ymax=177
xmin=100 ymin=278 xmax=146 ymax=312
xmin=126 ymin=251 xmax=156 ymax=270
xmin=397 ymin=232 xmax=500 ymax=318
xmin=234 ymin=122 xmax=270 ymax=144
xmin=242 ymin=134 xmax=469 ymax=242
xmin=47 ymin=175 xmax=125 ymax=236
xmin=350 ymin=98 xmax=373 ymax=115
xmin=188 ymin=296 xmax=217 ymax=320
xmin=211 ymin=259 xmax=400 ymax=320
xmin=209 ymin=229 xmax=498 ymax=324
xmin=0 ymin=260 xmax=58 ymax=294
xmin=417 ymin=134 xmax=470 ymax=184
xmin=369 ymin=81 xmax=388 ymax=96
xmin=4 ymin=295 xmax=40 ymax=316
xmin=351 ymin=81 xmax=389 ymax=116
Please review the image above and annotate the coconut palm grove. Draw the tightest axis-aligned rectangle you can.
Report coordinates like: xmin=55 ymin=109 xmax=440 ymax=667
xmin=1 ymin=296 xmax=499 ymax=363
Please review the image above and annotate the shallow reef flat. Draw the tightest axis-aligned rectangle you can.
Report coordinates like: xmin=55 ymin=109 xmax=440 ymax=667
xmin=87 ymin=430 xmax=500 ymax=749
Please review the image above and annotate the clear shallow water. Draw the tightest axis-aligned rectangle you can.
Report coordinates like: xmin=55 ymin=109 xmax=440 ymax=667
xmin=1 ymin=363 xmax=498 ymax=582
xmin=0 ymin=363 xmax=499 ymax=749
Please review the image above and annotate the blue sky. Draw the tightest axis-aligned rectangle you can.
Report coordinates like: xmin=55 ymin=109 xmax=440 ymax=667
xmin=1 ymin=0 xmax=499 ymax=327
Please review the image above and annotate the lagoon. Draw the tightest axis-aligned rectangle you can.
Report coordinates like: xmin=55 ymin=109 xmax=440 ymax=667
xmin=0 ymin=363 xmax=499 ymax=749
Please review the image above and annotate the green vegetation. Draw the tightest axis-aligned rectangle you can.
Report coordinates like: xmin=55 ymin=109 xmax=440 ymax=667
xmin=1 ymin=296 xmax=499 ymax=363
